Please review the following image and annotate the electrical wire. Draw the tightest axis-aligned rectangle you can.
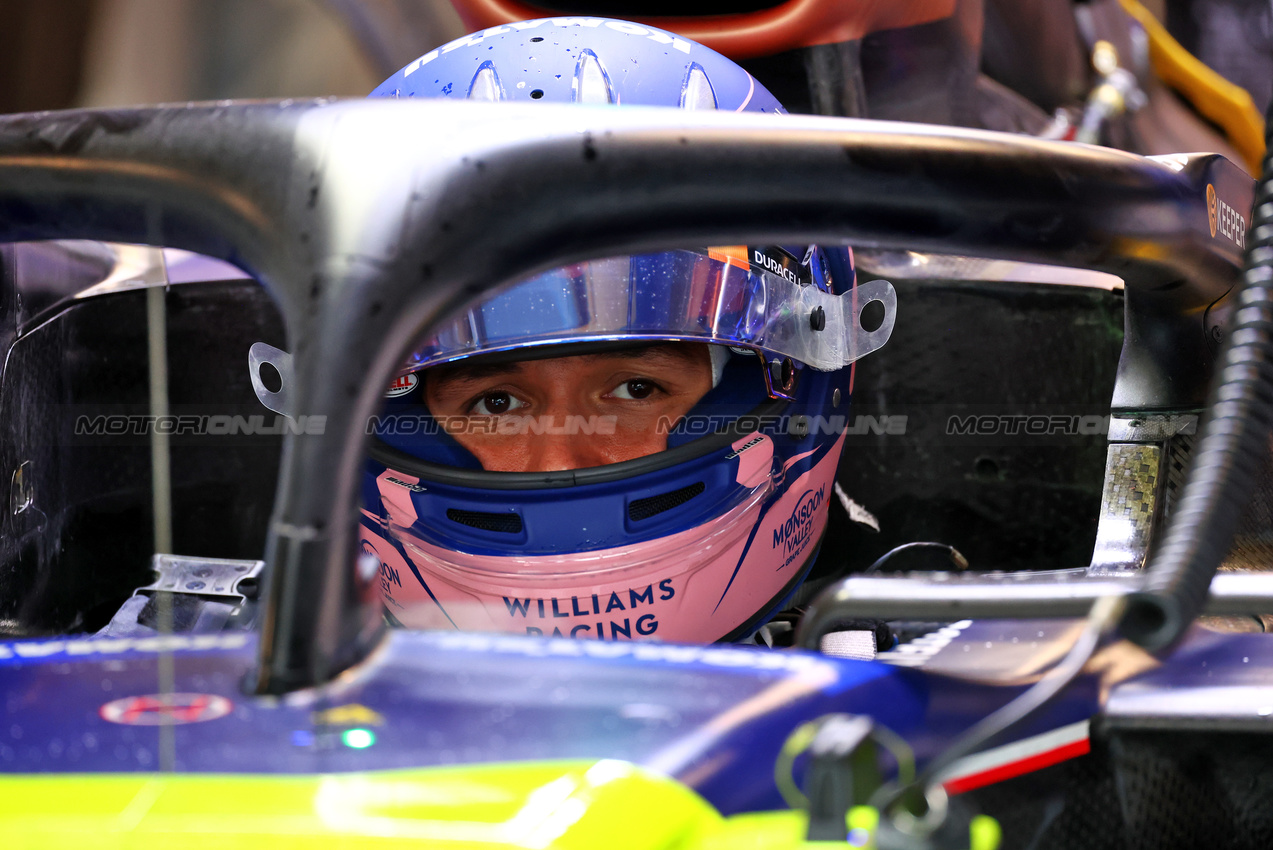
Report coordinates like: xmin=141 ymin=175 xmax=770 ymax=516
xmin=863 ymin=542 xmax=970 ymax=575
xmin=873 ymin=594 xmax=1126 ymax=827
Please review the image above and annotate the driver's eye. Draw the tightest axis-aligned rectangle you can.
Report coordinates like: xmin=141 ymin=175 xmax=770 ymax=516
xmin=612 ymin=379 xmax=657 ymax=400
xmin=472 ymin=391 xmax=524 ymax=415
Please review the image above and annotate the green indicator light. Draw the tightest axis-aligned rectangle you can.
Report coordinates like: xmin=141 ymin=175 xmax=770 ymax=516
xmin=341 ymin=728 xmax=376 ymax=749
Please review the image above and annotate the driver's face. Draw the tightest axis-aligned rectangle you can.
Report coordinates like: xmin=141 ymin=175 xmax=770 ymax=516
xmin=423 ymin=344 xmax=713 ymax=472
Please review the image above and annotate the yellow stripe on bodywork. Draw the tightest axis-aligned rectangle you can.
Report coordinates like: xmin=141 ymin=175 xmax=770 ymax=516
xmin=0 ymin=760 xmax=808 ymax=850
xmin=1119 ymin=0 xmax=1267 ymax=176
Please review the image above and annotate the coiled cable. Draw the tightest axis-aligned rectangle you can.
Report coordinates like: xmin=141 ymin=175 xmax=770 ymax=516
xmin=1120 ymin=101 xmax=1273 ymax=652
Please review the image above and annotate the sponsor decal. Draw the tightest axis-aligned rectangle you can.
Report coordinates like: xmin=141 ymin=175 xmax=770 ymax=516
xmin=100 ymin=693 xmax=233 ymax=726
xmin=425 ymin=630 xmax=835 ymax=674
xmin=876 ymin=620 xmax=973 ymax=668
xmin=386 ymin=373 xmax=419 ymax=398
xmin=503 ymin=580 xmax=676 ymax=640
xmin=750 ymin=246 xmax=807 ymax=285
xmin=385 ymin=476 xmax=427 ymax=493
xmin=724 ymin=435 xmax=765 ymax=460
xmin=0 ymin=633 xmax=250 ymax=663
xmin=772 ymin=485 xmax=825 ymax=567
xmin=1207 ymin=182 xmax=1247 ymax=248
xmin=362 ymin=540 xmax=403 ymax=605
xmin=312 ymin=703 xmax=385 ymax=727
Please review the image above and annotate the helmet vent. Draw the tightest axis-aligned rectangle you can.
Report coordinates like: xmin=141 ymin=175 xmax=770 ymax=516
xmin=572 ymin=49 xmax=614 ymax=105
xmin=628 ymin=482 xmax=706 ymax=522
xmin=446 ymin=509 xmax=523 ymax=534
xmin=467 ymin=61 xmax=505 ymax=102
xmin=680 ymin=63 xmax=717 ymax=110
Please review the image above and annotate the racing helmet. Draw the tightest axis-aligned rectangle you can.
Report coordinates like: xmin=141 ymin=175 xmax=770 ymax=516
xmin=359 ymin=18 xmax=895 ymax=643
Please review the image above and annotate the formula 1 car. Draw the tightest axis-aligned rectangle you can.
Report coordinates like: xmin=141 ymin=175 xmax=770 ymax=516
xmin=0 ymin=62 xmax=1270 ymax=850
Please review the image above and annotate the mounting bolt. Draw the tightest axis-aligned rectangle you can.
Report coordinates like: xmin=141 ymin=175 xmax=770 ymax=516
xmin=832 ymin=388 xmax=841 ymax=408
xmin=810 ymin=306 xmax=826 ymax=331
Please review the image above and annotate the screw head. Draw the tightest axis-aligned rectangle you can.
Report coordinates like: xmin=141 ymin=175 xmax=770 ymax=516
xmin=832 ymin=388 xmax=842 ymax=408
xmin=810 ymin=306 xmax=826 ymax=331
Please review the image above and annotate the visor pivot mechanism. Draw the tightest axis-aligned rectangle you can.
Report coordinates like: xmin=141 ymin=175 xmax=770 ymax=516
xmin=810 ymin=306 xmax=826 ymax=332
xmin=766 ymin=356 xmax=798 ymax=399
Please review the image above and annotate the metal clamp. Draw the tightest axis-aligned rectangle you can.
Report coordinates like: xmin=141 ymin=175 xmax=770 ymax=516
xmin=135 ymin=554 xmax=265 ymax=603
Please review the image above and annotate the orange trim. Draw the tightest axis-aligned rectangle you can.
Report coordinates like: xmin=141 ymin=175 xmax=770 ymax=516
xmin=707 ymin=245 xmax=751 ymax=266
xmin=451 ymin=1 xmax=957 ymax=60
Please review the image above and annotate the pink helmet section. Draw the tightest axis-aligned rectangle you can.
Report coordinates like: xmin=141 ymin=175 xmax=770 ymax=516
xmin=360 ymin=432 xmax=846 ymax=642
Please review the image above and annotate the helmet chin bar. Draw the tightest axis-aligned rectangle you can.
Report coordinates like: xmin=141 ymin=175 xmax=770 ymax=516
xmin=0 ymin=100 xmax=1248 ymax=692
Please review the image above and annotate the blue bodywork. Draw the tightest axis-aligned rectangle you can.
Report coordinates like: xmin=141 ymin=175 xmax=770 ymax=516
xmin=0 ymin=617 xmax=1156 ymax=816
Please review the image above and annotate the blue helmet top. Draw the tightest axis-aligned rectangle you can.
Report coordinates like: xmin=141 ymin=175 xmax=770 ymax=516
xmin=370 ymin=17 xmax=784 ymax=114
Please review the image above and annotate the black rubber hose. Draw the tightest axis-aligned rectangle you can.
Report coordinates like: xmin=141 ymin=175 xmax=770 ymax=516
xmin=1120 ymin=113 xmax=1273 ymax=652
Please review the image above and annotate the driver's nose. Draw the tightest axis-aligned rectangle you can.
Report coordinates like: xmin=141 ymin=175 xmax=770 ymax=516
xmin=525 ymin=430 xmax=609 ymax=472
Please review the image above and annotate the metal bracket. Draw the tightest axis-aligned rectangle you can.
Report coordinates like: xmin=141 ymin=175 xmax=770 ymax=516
xmin=134 ymin=553 xmax=265 ymax=604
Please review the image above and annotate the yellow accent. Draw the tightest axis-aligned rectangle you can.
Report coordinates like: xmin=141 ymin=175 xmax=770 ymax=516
xmin=311 ymin=703 xmax=385 ymax=727
xmin=970 ymin=814 xmax=1003 ymax=850
xmin=1207 ymin=184 xmax=1218 ymax=237
xmin=1092 ymin=41 xmax=1120 ymax=77
xmin=0 ymin=761 xmax=725 ymax=850
xmin=1118 ymin=0 xmax=1267 ymax=175
xmin=847 ymin=806 xmax=880 ymax=849
xmin=0 ymin=759 xmax=999 ymax=850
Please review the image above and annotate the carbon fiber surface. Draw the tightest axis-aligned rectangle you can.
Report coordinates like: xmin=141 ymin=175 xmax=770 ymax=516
xmin=1091 ymin=444 xmax=1162 ymax=572
xmin=972 ymin=731 xmax=1273 ymax=850
xmin=822 ymin=277 xmax=1122 ymax=577
xmin=1159 ymin=430 xmax=1273 ymax=571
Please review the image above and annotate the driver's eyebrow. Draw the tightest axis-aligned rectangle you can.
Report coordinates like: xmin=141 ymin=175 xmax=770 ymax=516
xmin=428 ymin=361 xmax=521 ymax=390
xmin=429 ymin=344 xmax=697 ymax=391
